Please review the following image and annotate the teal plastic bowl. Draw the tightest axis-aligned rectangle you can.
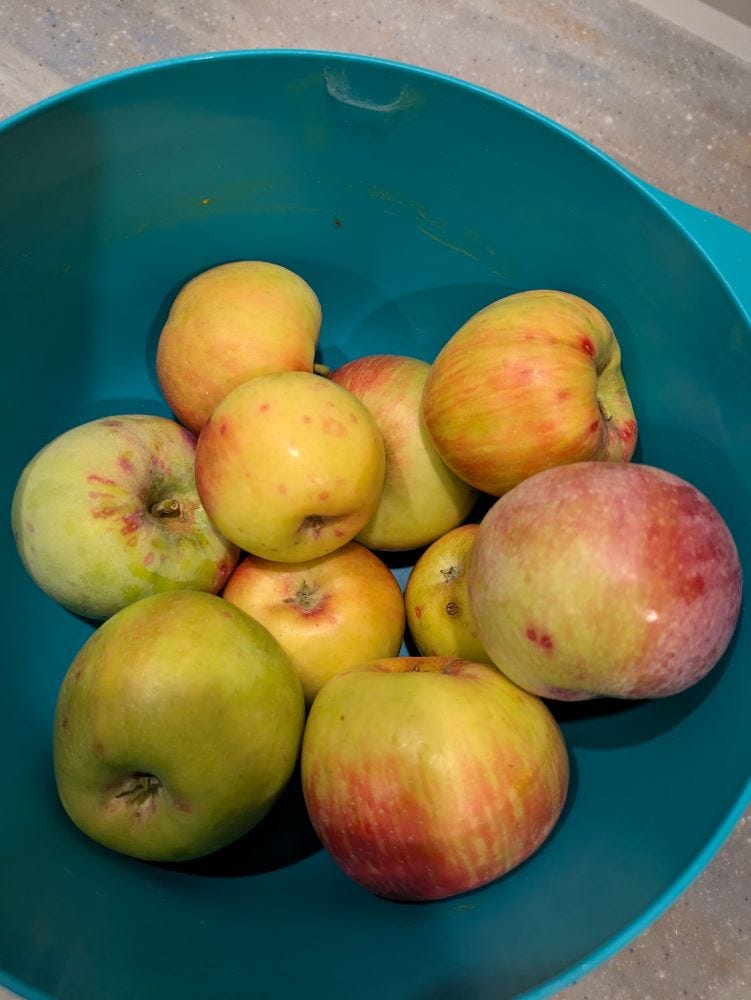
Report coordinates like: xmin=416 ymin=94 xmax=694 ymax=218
xmin=2 ymin=50 xmax=749 ymax=1000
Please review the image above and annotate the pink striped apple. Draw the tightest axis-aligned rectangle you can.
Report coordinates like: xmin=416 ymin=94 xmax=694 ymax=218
xmin=467 ymin=462 xmax=742 ymax=700
xmin=301 ymin=656 xmax=569 ymax=901
xmin=11 ymin=415 xmax=239 ymax=620
xmin=421 ymin=289 xmax=638 ymax=496
xmin=330 ymin=355 xmax=476 ymax=550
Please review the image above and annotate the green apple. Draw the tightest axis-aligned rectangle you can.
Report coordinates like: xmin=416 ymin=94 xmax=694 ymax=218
xmin=222 ymin=541 xmax=406 ymax=704
xmin=330 ymin=355 xmax=477 ymax=550
xmin=302 ymin=656 xmax=569 ymax=901
xmin=405 ymin=524 xmax=490 ymax=662
xmin=422 ymin=289 xmax=638 ymax=496
xmin=53 ymin=590 xmax=305 ymax=862
xmin=195 ymin=371 xmax=386 ymax=561
xmin=11 ymin=414 xmax=239 ymax=620
xmin=157 ymin=260 xmax=322 ymax=433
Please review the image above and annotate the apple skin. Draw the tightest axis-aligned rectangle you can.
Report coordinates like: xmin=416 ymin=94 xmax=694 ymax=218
xmin=405 ymin=524 xmax=490 ymax=663
xmin=11 ymin=415 xmax=239 ymax=620
xmin=53 ymin=590 xmax=305 ymax=862
xmin=421 ymin=289 xmax=638 ymax=496
xmin=467 ymin=462 xmax=743 ymax=700
xmin=195 ymin=371 xmax=386 ymax=562
xmin=301 ymin=656 xmax=569 ymax=901
xmin=156 ymin=260 xmax=322 ymax=434
xmin=329 ymin=355 xmax=477 ymax=550
xmin=222 ymin=541 xmax=405 ymax=704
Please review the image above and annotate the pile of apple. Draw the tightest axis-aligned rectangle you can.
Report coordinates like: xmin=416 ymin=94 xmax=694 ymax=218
xmin=11 ymin=261 xmax=742 ymax=902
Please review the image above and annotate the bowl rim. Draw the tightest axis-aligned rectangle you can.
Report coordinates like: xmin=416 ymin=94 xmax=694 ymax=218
xmin=1 ymin=46 xmax=749 ymax=1000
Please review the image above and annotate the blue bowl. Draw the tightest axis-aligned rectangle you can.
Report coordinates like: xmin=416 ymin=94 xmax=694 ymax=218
xmin=1 ymin=50 xmax=749 ymax=1000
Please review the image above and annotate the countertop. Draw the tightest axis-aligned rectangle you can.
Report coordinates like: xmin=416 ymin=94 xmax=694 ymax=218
xmin=1 ymin=2 xmax=749 ymax=998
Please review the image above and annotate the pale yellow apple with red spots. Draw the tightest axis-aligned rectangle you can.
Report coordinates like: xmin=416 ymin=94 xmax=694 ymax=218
xmin=156 ymin=261 xmax=322 ymax=434
xmin=405 ymin=524 xmax=490 ymax=663
xmin=195 ymin=372 xmax=386 ymax=561
xmin=301 ymin=656 xmax=569 ymax=901
xmin=422 ymin=289 xmax=638 ymax=496
xmin=222 ymin=541 xmax=405 ymax=703
xmin=330 ymin=355 xmax=476 ymax=550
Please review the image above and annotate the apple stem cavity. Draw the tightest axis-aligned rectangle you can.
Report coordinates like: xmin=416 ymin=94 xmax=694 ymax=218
xmin=150 ymin=498 xmax=182 ymax=518
xmin=284 ymin=580 xmax=321 ymax=613
xmin=440 ymin=564 xmax=461 ymax=584
xmin=113 ymin=771 xmax=162 ymax=805
xmin=598 ymin=399 xmax=613 ymax=422
xmin=299 ymin=514 xmax=325 ymax=538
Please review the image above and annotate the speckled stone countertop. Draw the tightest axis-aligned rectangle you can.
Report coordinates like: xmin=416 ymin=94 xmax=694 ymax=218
xmin=1 ymin=2 xmax=749 ymax=998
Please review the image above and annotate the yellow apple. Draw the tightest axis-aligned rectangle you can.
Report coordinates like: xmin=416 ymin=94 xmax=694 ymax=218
xmin=195 ymin=371 xmax=386 ymax=561
xmin=405 ymin=524 xmax=490 ymax=662
xmin=330 ymin=354 xmax=477 ymax=550
xmin=156 ymin=261 xmax=322 ymax=434
xmin=222 ymin=541 xmax=405 ymax=703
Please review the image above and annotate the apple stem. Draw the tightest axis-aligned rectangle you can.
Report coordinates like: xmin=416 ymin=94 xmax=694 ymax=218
xmin=150 ymin=498 xmax=182 ymax=518
xmin=598 ymin=399 xmax=613 ymax=421
xmin=313 ymin=363 xmax=331 ymax=378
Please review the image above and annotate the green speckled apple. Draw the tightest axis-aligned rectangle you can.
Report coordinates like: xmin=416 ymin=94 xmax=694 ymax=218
xmin=11 ymin=414 xmax=239 ymax=620
xmin=54 ymin=590 xmax=305 ymax=862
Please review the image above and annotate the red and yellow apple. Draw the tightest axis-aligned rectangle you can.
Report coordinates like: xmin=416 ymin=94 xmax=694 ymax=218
xmin=53 ymin=590 xmax=305 ymax=861
xmin=195 ymin=371 xmax=385 ymax=561
xmin=301 ymin=656 xmax=569 ymax=900
xmin=222 ymin=542 xmax=406 ymax=704
xmin=301 ymin=656 xmax=569 ymax=901
xmin=330 ymin=355 xmax=476 ymax=550
xmin=156 ymin=260 xmax=321 ymax=433
xmin=11 ymin=415 xmax=239 ymax=620
xmin=405 ymin=524 xmax=490 ymax=662
xmin=421 ymin=289 xmax=638 ymax=496
xmin=468 ymin=462 xmax=743 ymax=700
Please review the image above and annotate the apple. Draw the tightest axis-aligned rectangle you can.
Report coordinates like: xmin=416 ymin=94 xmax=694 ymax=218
xmin=405 ymin=524 xmax=490 ymax=662
xmin=195 ymin=371 xmax=386 ymax=562
xmin=301 ymin=656 xmax=569 ymax=901
xmin=156 ymin=260 xmax=322 ymax=433
xmin=53 ymin=590 xmax=305 ymax=862
xmin=421 ymin=289 xmax=638 ymax=496
xmin=467 ymin=462 xmax=743 ymax=700
xmin=11 ymin=414 xmax=239 ymax=620
xmin=329 ymin=355 xmax=477 ymax=550
xmin=222 ymin=541 xmax=405 ymax=704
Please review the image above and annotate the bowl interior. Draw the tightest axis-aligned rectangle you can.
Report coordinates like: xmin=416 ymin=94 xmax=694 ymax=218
xmin=1 ymin=51 xmax=749 ymax=1000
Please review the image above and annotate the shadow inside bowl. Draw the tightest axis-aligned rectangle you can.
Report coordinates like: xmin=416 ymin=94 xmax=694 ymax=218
xmin=548 ymin=613 xmax=739 ymax=749
xmin=152 ymin=763 xmax=321 ymax=878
